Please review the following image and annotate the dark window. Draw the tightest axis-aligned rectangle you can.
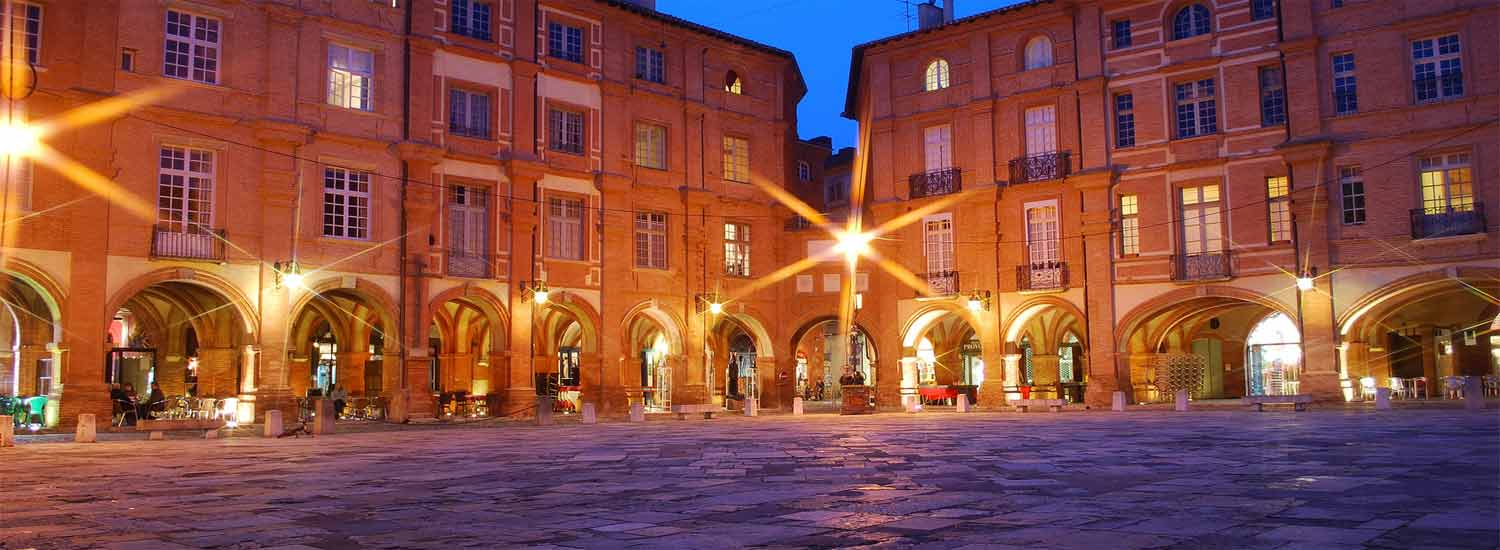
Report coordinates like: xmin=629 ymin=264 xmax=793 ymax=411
xmin=1251 ymin=0 xmax=1276 ymax=20
xmin=548 ymin=108 xmax=584 ymax=155
xmin=448 ymin=89 xmax=490 ymax=138
xmin=1172 ymin=4 xmax=1211 ymax=40
xmin=635 ymin=46 xmax=664 ymax=83
xmin=1259 ymin=67 xmax=1286 ymax=126
xmin=1333 ymin=53 xmax=1357 ymax=115
xmin=1412 ymin=34 xmax=1462 ymax=103
xmin=1115 ymin=93 xmax=1135 ymax=148
xmin=1331 ymin=0 xmax=1344 ymax=7
xmin=548 ymin=22 xmax=583 ymax=63
xmin=450 ymin=0 xmax=492 ymax=41
xmin=1112 ymin=20 xmax=1132 ymax=49
xmin=1174 ymin=79 xmax=1217 ymax=138
xmin=1339 ymin=166 xmax=1365 ymax=225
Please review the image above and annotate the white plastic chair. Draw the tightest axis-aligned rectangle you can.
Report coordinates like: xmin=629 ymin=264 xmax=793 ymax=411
xmin=1359 ymin=377 xmax=1377 ymax=401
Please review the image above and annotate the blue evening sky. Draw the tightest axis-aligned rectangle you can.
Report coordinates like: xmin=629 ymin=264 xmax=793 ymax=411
xmin=656 ymin=0 xmax=1024 ymax=149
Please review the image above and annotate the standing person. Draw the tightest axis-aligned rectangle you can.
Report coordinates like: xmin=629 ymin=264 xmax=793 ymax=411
xmin=330 ymin=385 xmax=348 ymax=418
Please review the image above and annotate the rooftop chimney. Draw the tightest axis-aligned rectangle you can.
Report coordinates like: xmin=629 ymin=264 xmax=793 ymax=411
xmin=917 ymin=1 xmax=943 ymax=30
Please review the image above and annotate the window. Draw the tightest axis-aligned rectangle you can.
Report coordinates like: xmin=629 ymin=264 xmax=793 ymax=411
xmin=1339 ymin=165 xmax=1365 ymax=225
xmin=1333 ymin=53 xmax=1357 ymax=115
xmin=121 ymin=48 xmax=136 ymax=71
xmin=923 ymin=214 xmax=954 ymax=276
xmin=1179 ymin=185 xmax=1223 ymax=255
xmin=1331 ymin=0 xmax=1344 ymax=7
xmin=327 ymin=44 xmax=374 ymax=111
xmin=724 ymin=71 xmax=742 ymax=94
xmin=1412 ymin=34 xmax=1462 ymax=103
xmin=1024 ymin=36 xmax=1053 ymax=70
xmin=1175 ymin=79 xmax=1217 ymax=138
xmin=449 ymin=89 xmax=490 ymax=138
xmin=825 ymin=174 xmax=849 ymax=205
xmin=722 ymin=136 xmax=750 ymax=183
xmin=547 ymin=21 xmax=583 ymax=63
xmin=1419 ymin=153 xmax=1472 ymax=214
xmin=724 ymin=222 xmax=750 ymax=277
xmin=1119 ymin=194 xmax=1139 ymax=256
xmin=157 ymin=146 xmax=215 ymax=233
xmin=797 ymin=161 xmax=811 ymax=182
xmin=450 ymin=0 xmax=492 ymax=41
xmin=635 ymin=46 xmax=664 ymax=84
xmin=923 ymin=124 xmax=952 ymax=171
xmin=547 ymin=197 xmax=585 ymax=260
xmin=1112 ymin=20 xmax=1132 ymax=49
xmin=634 ymin=123 xmax=666 ymax=169
xmin=548 ymin=108 xmax=584 ymax=155
xmin=447 ymin=184 xmax=490 ymax=273
xmin=1026 ymin=203 xmax=1060 ymax=267
xmin=924 ymin=59 xmax=950 ymax=91
xmin=323 ymin=167 xmax=371 ymax=239
xmin=163 ymin=9 xmax=220 ymax=84
xmin=1115 ymin=93 xmax=1135 ymax=148
xmin=1024 ymin=105 xmax=1057 ymax=156
xmin=1251 ymin=0 xmax=1276 ymax=20
xmin=1259 ymin=67 xmax=1286 ymax=126
xmin=1172 ymin=4 xmax=1211 ymax=40
xmin=7 ymin=2 xmax=40 ymax=65
xmin=634 ymin=212 xmax=667 ymax=269
xmin=4 ymin=155 xmax=31 ymax=211
xmin=1266 ymin=176 xmax=1291 ymax=243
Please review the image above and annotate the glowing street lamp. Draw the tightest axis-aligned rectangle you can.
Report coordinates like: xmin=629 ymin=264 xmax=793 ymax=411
xmin=274 ymin=260 xmax=304 ymax=289
xmin=0 ymin=121 xmax=39 ymax=157
xmin=696 ymin=293 xmax=725 ymax=315
xmin=1296 ymin=277 xmax=1314 ymax=291
xmin=966 ymin=290 xmax=992 ymax=312
xmin=833 ymin=230 xmax=874 ymax=262
xmin=522 ymin=280 xmax=551 ymax=304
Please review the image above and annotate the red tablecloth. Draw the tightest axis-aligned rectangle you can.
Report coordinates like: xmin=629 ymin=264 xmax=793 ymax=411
xmin=918 ymin=387 xmax=958 ymax=400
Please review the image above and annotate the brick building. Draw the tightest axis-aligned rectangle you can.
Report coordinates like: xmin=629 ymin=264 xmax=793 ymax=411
xmin=843 ymin=0 xmax=1497 ymax=409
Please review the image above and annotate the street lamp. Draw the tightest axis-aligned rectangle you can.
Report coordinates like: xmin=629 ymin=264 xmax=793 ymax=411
xmin=520 ymin=280 xmax=551 ymax=304
xmin=0 ymin=121 xmax=39 ymax=157
xmin=1296 ymin=266 xmax=1318 ymax=291
xmin=273 ymin=260 xmax=303 ymax=289
xmin=833 ymin=230 xmax=873 ymax=262
xmin=966 ymin=290 xmax=992 ymax=312
xmin=695 ymin=293 xmax=725 ymax=315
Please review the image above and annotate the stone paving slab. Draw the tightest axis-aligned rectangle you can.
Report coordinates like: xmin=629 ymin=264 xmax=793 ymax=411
xmin=2 ymin=410 xmax=1497 ymax=549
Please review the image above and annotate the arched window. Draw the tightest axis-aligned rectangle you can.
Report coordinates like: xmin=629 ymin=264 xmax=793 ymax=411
xmin=1173 ymin=4 xmax=1211 ymax=40
xmin=1024 ymin=36 xmax=1053 ymax=70
xmin=724 ymin=71 xmax=742 ymax=94
xmin=1246 ymin=312 xmax=1302 ymax=396
xmin=924 ymin=59 xmax=950 ymax=91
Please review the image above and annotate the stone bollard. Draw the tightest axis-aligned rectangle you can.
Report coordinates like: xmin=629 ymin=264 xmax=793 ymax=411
xmin=628 ymin=402 xmax=645 ymax=423
xmin=956 ymin=394 xmax=972 ymax=413
xmin=1112 ymin=391 xmax=1127 ymax=412
xmin=743 ymin=398 xmax=758 ymax=417
xmin=1464 ymin=377 xmax=1484 ymax=411
xmin=536 ymin=397 xmax=555 ymax=426
xmin=792 ymin=397 xmax=804 ymax=416
xmin=74 ymin=414 xmax=97 ymax=443
xmin=0 ymin=415 xmax=13 ymax=447
xmin=312 ymin=399 xmax=335 ymax=435
xmin=1375 ymin=388 xmax=1392 ymax=410
xmin=148 ymin=431 xmax=164 ymax=440
xmin=1174 ymin=390 xmax=1189 ymax=412
xmin=263 ymin=410 xmax=283 ymax=438
xmin=581 ymin=402 xmax=598 ymax=424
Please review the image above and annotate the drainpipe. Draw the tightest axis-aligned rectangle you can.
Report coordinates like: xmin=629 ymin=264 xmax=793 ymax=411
xmin=398 ymin=0 xmax=413 ymax=392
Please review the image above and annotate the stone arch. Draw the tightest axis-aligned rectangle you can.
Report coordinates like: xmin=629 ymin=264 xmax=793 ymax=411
xmin=534 ymin=291 xmax=602 ymax=354
xmin=424 ymin=285 xmax=510 ymax=356
xmin=1339 ymin=266 xmax=1500 ymax=342
xmin=1116 ymin=285 xmax=1294 ymax=353
xmin=2 ymin=257 xmax=66 ymax=340
xmin=900 ymin=302 xmax=982 ymax=350
xmin=621 ymin=300 xmax=686 ymax=355
xmin=105 ymin=267 xmax=258 ymax=338
xmin=1003 ymin=295 xmax=1087 ymax=348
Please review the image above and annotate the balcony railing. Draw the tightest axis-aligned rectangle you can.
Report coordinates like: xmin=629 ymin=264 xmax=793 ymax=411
xmin=1008 ymin=151 xmax=1071 ymax=184
xmin=1172 ymin=251 xmax=1232 ymax=281
xmin=1017 ymin=261 xmax=1068 ymax=291
xmin=1410 ymin=202 xmax=1486 ymax=239
xmin=908 ymin=167 xmax=962 ymax=199
xmin=447 ymin=249 xmax=491 ymax=278
xmin=1413 ymin=73 xmax=1463 ymax=103
xmin=152 ymin=227 xmax=226 ymax=262
xmin=922 ymin=270 xmax=959 ymax=296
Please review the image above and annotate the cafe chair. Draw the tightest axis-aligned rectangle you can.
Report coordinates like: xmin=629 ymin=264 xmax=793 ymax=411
xmin=112 ymin=399 xmax=137 ymax=427
xmin=1358 ymin=377 xmax=1377 ymax=401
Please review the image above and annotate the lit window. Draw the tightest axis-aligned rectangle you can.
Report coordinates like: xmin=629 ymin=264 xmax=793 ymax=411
xmin=724 ymin=222 xmax=751 ymax=277
xmin=634 ymin=212 xmax=668 ymax=269
xmin=924 ymin=59 xmax=949 ymax=91
xmin=1179 ymin=185 xmax=1223 ymax=256
xmin=635 ymin=46 xmax=664 ymax=84
xmin=1172 ymin=4 xmax=1211 ymax=40
xmin=724 ymin=71 xmax=742 ymax=94
xmin=1119 ymin=194 xmax=1139 ymax=256
xmin=327 ymin=44 xmax=374 ymax=111
xmin=547 ymin=197 xmax=585 ymax=260
xmin=449 ymin=89 xmax=490 ymax=138
xmin=1174 ymin=79 xmax=1217 ymax=138
xmin=8 ymin=2 xmax=41 ymax=65
xmin=1024 ymin=36 xmax=1053 ymax=70
xmin=450 ymin=0 xmax=492 ymax=41
xmin=1412 ymin=34 xmax=1462 ymax=103
xmin=323 ymin=166 xmax=371 ymax=240
xmin=548 ymin=108 xmax=585 ymax=155
xmin=1266 ymin=176 xmax=1291 ymax=243
xmin=164 ymin=9 xmax=221 ymax=84
xmin=1259 ymin=67 xmax=1286 ymax=126
xmin=157 ymin=146 xmax=215 ymax=233
xmin=547 ymin=21 xmax=583 ymax=63
xmin=634 ymin=123 xmax=666 ymax=169
xmin=1419 ymin=153 xmax=1472 ymax=214
xmin=1339 ymin=165 xmax=1364 ymax=225
xmin=1114 ymin=93 xmax=1135 ymax=148
xmin=1333 ymin=53 xmax=1357 ymax=115
xmin=722 ymin=136 xmax=750 ymax=183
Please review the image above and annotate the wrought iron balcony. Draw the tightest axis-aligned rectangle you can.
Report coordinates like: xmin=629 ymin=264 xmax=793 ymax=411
xmin=922 ymin=270 xmax=960 ymax=296
xmin=1410 ymin=202 xmax=1485 ymax=239
xmin=1017 ymin=261 xmax=1068 ymax=291
xmin=1008 ymin=151 xmax=1071 ymax=184
xmin=908 ymin=167 xmax=961 ymax=199
xmin=1172 ymin=251 xmax=1232 ymax=281
xmin=152 ymin=227 xmax=226 ymax=262
xmin=447 ymin=249 xmax=491 ymax=278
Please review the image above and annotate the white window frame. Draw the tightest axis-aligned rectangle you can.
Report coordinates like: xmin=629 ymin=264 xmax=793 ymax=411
xmin=547 ymin=21 xmax=583 ymax=63
xmin=156 ymin=145 xmax=215 ymax=233
xmin=6 ymin=2 xmax=41 ymax=65
xmin=634 ymin=122 xmax=666 ymax=169
xmin=924 ymin=59 xmax=950 ymax=91
xmin=922 ymin=213 xmax=954 ymax=274
xmin=163 ymin=9 xmax=221 ymax=85
xmin=1175 ymin=79 xmax=1217 ymax=138
xmin=449 ymin=88 xmax=490 ymax=138
xmin=322 ymin=166 xmax=371 ymax=240
xmin=1419 ymin=153 xmax=1473 ymax=214
xmin=548 ymin=108 xmax=585 ymax=155
xmin=797 ymin=161 xmax=811 ymax=183
xmin=450 ymin=0 xmax=492 ymax=41
xmin=1180 ymin=185 xmax=1224 ymax=255
xmin=1119 ymin=194 xmax=1139 ymax=256
xmin=547 ymin=196 xmax=585 ymax=260
xmin=1024 ymin=200 xmax=1060 ymax=267
xmin=1024 ymin=105 xmax=1058 ymax=156
xmin=447 ymin=184 xmax=490 ymax=272
xmin=923 ymin=124 xmax=952 ymax=172
xmin=1412 ymin=34 xmax=1462 ymax=103
xmin=1266 ymin=176 xmax=1291 ymax=243
xmin=724 ymin=221 xmax=751 ymax=277
xmin=327 ymin=43 xmax=374 ymax=112
xmin=634 ymin=211 xmax=668 ymax=270
xmin=635 ymin=46 xmax=664 ymax=84
xmin=1339 ymin=165 xmax=1365 ymax=225
xmin=1332 ymin=52 xmax=1357 ymax=115
xmin=723 ymin=136 xmax=750 ymax=183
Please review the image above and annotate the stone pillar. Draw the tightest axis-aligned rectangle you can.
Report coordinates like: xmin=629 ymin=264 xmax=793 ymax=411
xmin=1419 ymin=329 xmax=1438 ymax=398
xmin=155 ymin=354 xmax=188 ymax=398
xmin=405 ymin=356 xmax=435 ymax=419
xmin=1075 ymin=170 xmax=1123 ymax=410
xmin=263 ymin=409 xmax=283 ymax=437
xmin=287 ymin=356 xmax=312 ymax=399
xmin=671 ymin=355 xmax=706 ymax=406
xmin=335 ymin=351 xmax=369 ymax=395
xmin=75 ymin=414 xmax=97 ymax=443
xmin=197 ymin=347 xmax=238 ymax=398
xmin=898 ymin=357 xmax=919 ymax=409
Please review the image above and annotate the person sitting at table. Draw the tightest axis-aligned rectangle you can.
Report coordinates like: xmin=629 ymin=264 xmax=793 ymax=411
xmin=852 ymin=369 xmax=866 ymax=386
xmin=143 ymin=382 xmax=167 ymax=420
xmin=329 ymin=385 xmax=348 ymax=418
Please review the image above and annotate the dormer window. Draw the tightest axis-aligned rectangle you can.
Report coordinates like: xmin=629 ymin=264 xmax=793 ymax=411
xmin=924 ymin=59 xmax=950 ymax=91
xmin=725 ymin=71 xmax=742 ymax=94
xmin=1172 ymin=4 xmax=1211 ymax=40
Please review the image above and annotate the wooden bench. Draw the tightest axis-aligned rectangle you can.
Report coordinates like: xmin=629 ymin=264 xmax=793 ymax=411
xmin=1008 ymin=398 xmax=1066 ymax=412
xmin=136 ymin=419 xmax=225 ymax=439
xmin=1241 ymin=395 xmax=1312 ymax=412
xmin=672 ymin=404 xmax=718 ymax=420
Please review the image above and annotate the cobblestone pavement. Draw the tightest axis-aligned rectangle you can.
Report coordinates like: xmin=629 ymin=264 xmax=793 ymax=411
xmin=3 ymin=410 xmax=1498 ymax=549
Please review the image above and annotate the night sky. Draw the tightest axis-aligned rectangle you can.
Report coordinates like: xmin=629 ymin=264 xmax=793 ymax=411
xmin=657 ymin=0 xmax=1025 ymax=149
